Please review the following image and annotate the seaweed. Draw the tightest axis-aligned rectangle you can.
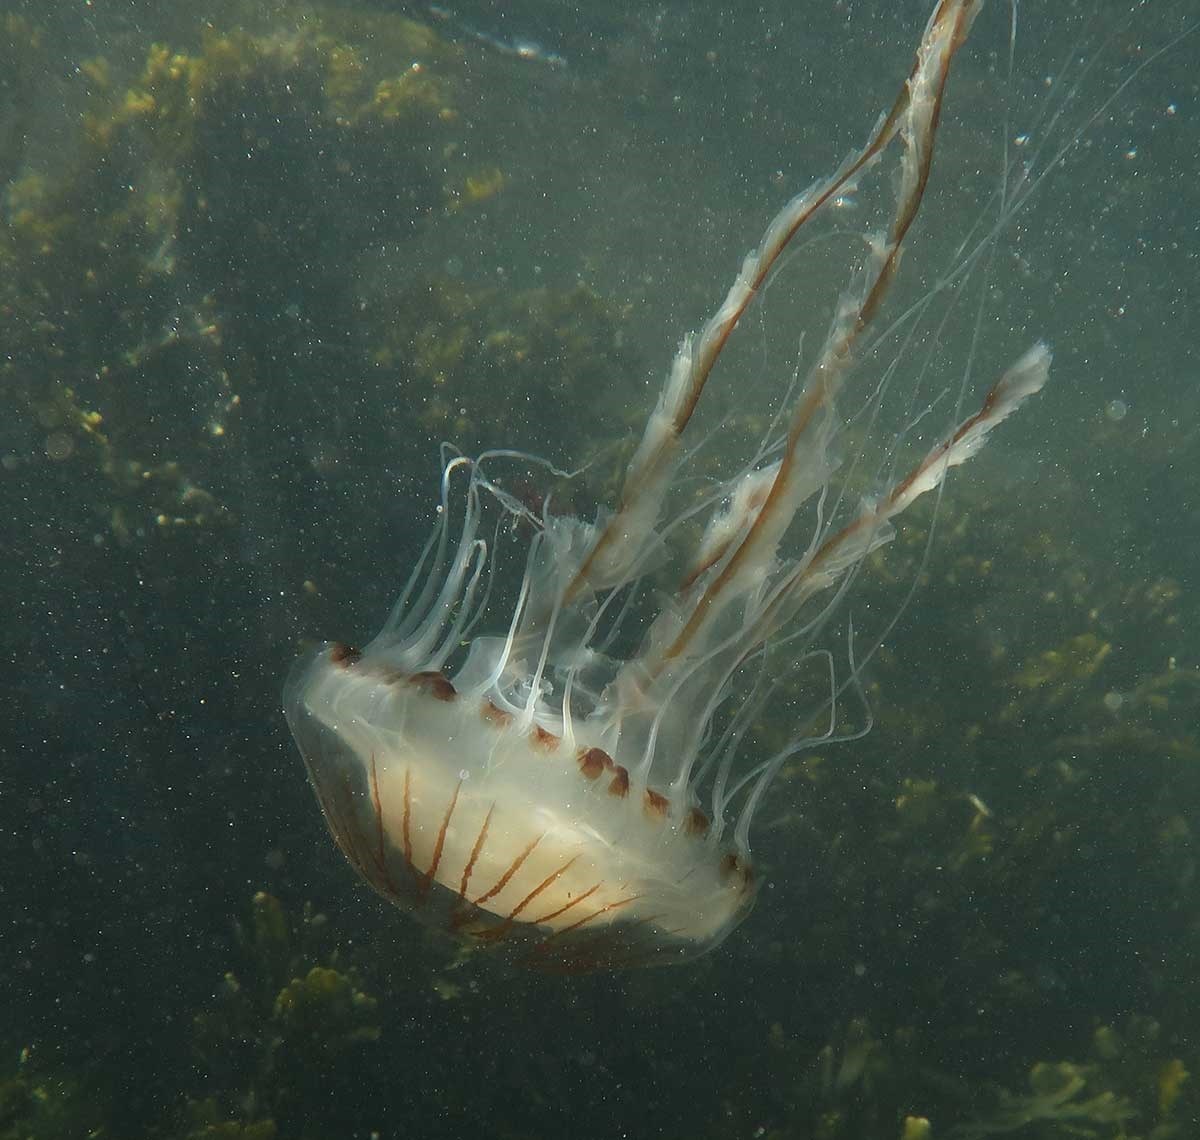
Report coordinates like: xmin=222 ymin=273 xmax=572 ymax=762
xmin=0 ymin=1047 xmax=107 ymax=1140
xmin=183 ymin=893 xmax=379 ymax=1140
xmin=2 ymin=5 xmax=464 ymax=545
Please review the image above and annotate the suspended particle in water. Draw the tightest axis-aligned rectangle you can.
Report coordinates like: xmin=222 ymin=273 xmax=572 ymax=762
xmin=45 ymin=432 xmax=74 ymax=461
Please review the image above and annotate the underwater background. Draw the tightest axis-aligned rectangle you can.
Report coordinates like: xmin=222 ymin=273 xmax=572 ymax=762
xmin=2 ymin=0 xmax=1198 ymax=1137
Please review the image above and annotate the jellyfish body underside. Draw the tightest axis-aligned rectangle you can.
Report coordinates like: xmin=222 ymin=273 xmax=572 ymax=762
xmin=286 ymin=641 xmax=755 ymax=971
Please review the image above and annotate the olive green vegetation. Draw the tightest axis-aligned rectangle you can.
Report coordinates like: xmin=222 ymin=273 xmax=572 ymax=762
xmin=3 ymin=7 xmax=459 ymax=538
xmin=718 ymin=1014 xmax=1193 ymax=1140
xmin=0 ymin=1049 xmax=107 ymax=1140
xmin=369 ymin=275 xmax=640 ymax=455
xmin=177 ymin=892 xmax=379 ymax=1139
xmin=0 ymin=896 xmax=376 ymax=1140
xmin=2 ymin=5 xmax=631 ymax=554
xmin=712 ymin=485 xmax=1199 ymax=1140
xmin=3 ymin=5 xmax=1199 ymax=1140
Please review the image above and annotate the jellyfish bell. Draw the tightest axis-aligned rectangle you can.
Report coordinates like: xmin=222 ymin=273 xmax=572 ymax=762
xmin=285 ymin=0 xmax=1060 ymax=970
xmin=284 ymin=451 xmax=763 ymax=972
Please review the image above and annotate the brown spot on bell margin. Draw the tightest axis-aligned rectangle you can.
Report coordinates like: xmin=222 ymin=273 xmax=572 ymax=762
xmin=577 ymin=747 xmax=612 ymax=780
xmin=607 ymin=765 xmax=629 ymax=798
xmin=408 ymin=671 xmax=457 ymax=701
xmin=330 ymin=642 xmax=361 ymax=666
xmin=643 ymin=789 xmax=669 ymax=818
xmin=530 ymin=724 xmax=560 ymax=752
xmin=683 ymin=806 xmax=710 ymax=837
xmin=480 ymin=699 xmax=513 ymax=728
xmin=720 ymin=851 xmax=754 ymax=891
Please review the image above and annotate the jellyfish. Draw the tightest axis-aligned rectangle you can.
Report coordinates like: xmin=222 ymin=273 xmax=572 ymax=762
xmin=285 ymin=0 xmax=1049 ymax=970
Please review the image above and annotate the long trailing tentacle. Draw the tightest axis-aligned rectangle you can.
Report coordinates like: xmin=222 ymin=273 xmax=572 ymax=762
xmin=564 ymin=0 xmax=983 ymax=606
xmin=652 ymin=0 xmax=984 ymax=671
